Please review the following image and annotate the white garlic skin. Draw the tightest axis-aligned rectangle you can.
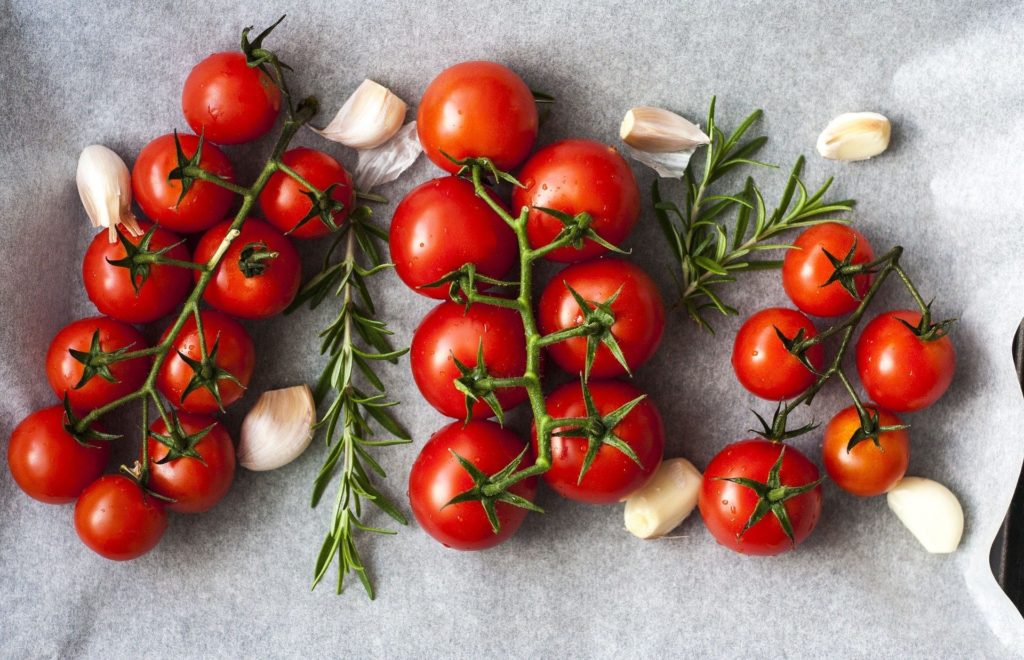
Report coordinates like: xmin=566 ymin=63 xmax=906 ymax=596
xmin=886 ymin=476 xmax=964 ymax=553
xmin=238 ymin=385 xmax=316 ymax=471
xmin=313 ymin=79 xmax=408 ymax=150
xmin=76 ymin=145 xmax=142 ymax=241
xmin=816 ymin=112 xmax=892 ymax=161
xmin=623 ymin=458 xmax=702 ymax=539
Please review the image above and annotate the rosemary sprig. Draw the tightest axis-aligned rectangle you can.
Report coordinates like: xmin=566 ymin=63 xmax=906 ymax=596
xmin=653 ymin=97 xmax=855 ymax=332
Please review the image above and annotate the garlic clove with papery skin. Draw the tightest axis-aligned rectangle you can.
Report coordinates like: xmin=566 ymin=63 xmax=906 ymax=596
xmin=816 ymin=112 xmax=891 ymax=161
xmin=886 ymin=476 xmax=964 ymax=553
xmin=76 ymin=145 xmax=143 ymax=242
xmin=313 ymin=79 xmax=408 ymax=150
xmin=623 ymin=458 xmax=702 ymax=539
xmin=237 ymin=384 xmax=316 ymax=471
xmin=619 ymin=106 xmax=709 ymax=178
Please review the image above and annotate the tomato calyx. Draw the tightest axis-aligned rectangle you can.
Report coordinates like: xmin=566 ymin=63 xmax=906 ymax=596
xmin=819 ymin=239 xmax=869 ymax=302
xmin=845 ymin=407 xmax=910 ymax=453
xmin=773 ymin=325 xmax=822 ymax=375
xmin=534 ymin=206 xmax=630 ymax=257
xmin=290 ymin=183 xmax=349 ymax=235
xmin=451 ymin=341 xmax=506 ymax=424
xmin=105 ymin=225 xmax=188 ymax=293
xmin=68 ymin=329 xmax=136 ymax=389
xmin=118 ymin=460 xmax=176 ymax=502
xmin=896 ymin=301 xmax=958 ymax=343
xmin=563 ymin=282 xmax=631 ymax=379
xmin=61 ymin=394 xmax=120 ymax=446
xmin=420 ymin=263 xmax=519 ymax=308
xmin=237 ymin=241 xmax=279 ymax=277
xmin=165 ymin=130 xmax=215 ymax=207
xmin=445 ymin=153 xmax=525 ymax=189
xmin=750 ymin=402 xmax=819 ymax=442
xmin=177 ymin=335 xmax=245 ymax=411
xmin=150 ymin=413 xmax=215 ymax=465
xmin=241 ymin=15 xmax=290 ymax=75
xmin=444 ymin=446 xmax=543 ymax=534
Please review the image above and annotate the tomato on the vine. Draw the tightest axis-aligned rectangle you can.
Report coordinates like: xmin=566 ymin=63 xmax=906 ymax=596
xmin=145 ymin=413 xmax=236 ymax=513
xmin=408 ymin=420 xmax=537 ymax=550
xmin=732 ymin=307 xmax=824 ymax=400
xmin=182 ymin=51 xmax=281 ymax=145
xmin=74 ymin=475 xmax=167 ymax=561
xmin=258 ymin=147 xmax=353 ymax=239
xmin=782 ymin=223 xmax=875 ymax=318
xmin=822 ymin=404 xmax=909 ymax=497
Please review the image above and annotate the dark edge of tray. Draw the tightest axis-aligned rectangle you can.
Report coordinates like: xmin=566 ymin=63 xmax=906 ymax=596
xmin=992 ymin=321 xmax=1024 ymax=611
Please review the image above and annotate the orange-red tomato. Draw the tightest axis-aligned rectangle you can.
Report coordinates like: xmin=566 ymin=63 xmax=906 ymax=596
xmin=74 ymin=475 xmax=167 ymax=560
xmin=182 ymin=51 xmax=281 ymax=145
xmin=258 ymin=147 xmax=353 ymax=239
xmin=146 ymin=413 xmax=236 ymax=513
xmin=732 ymin=307 xmax=825 ymax=400
xmin=782 ymin=223 xmax=875 ymax=317
xmin=822 ymin=405 xmax=909 ymax=497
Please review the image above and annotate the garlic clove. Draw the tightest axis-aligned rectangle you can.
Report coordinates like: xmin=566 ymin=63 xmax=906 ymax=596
xmin=354 ymin=121 xmax=423 ymax=191
xmin=620 ymin=106 xmax=710 ymax=153
xmin=623 ymin=458 xmax=702 ymax=539
xmin=237 ymin=384 xmax=315 ymax=471
xmin=886 ymin=476 xmax=964 ymax=553
xmin=313 ymin=79 xmax=408 ymax=150
xmin=76 ymin=145 xmax=143 ymax=242
xmin=816 ymin=112 xmax=891 ymax=161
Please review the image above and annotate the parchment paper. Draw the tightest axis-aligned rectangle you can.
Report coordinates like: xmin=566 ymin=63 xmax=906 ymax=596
xmin=2 ymin=1 xmax=1023 ymax=657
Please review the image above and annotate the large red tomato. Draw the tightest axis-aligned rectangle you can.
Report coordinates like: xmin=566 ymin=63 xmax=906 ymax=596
xmin=822 ymin=404 xmax=909 ymax=497
xmin=258 ymin=147 xmax=354 ymax=239
xmin=74 ymin=475 xmax=167 ymax=560
xmin=782 ymin=223 xmax=875 ymax=317
xmin=182 ymin=51 xmax=281 ymax=145
xmin=731 ymin=307 xmax=825 ymax=400
xmin=146 ymin=413 xmax=236 ymax=513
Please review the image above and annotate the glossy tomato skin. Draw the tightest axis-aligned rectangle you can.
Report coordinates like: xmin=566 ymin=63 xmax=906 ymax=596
xmin=408 ymin=420 xmax=537 ymax=550
xmin=132 ymin=133 xmax=236 ymax=233
xmin=7 ymin=406 xmax=110 ymax=504
xmin=732 ymin=308 xmax=825 ymax=400
xmin=46 ymin=316 xmax=150 ymax=413
xmin=74 ymin=475 xmax=167 ymax=560
xmin=83 ymin=224 xmax=193 ymax=323
xmin=782 ymin=223 xmax=875 ymax=317
xmin=146 ymin=413 xmax=235 ymax=513
xmin=182 ymin=51 xmax=281 ymax=145
xmin=410 ymin=301 xmax=529 ymax=419
xmin=699 ymin=439 xmax=823 ymax=556
xmin=258 ymin=148 xmax=353 ymax=239
xmin=538 ymin=258 xmax=665 ymax=377
xmin=194 ymin=219 xmax=301 ymax=319
xmin=417 ymin=61 xmax=538 ymax=174
xmin=533 ymin=380 xmax=663 ymax=503
xmin=856 ymin=310 xmax=956 ymax=412
xmin=822 ymin=405 xmax=909 ymax=497
xmin=156 ymin=311 xmax=255 ymax=413
xmin=513 ymin=140 xmax=640 ymax=262
xmin=390 ymin=176 xmax=518 ymax=299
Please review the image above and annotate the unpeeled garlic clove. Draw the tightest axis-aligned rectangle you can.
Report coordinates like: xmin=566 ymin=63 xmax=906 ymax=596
xmin=237 ymin=385 xmax=315 ymax=471
xmin=354 ymin=121 xmax=423 ymax=191
xmin=816 ymin=112 xmax=891 ymax=161
xmin=313 ymin=79 xmax=408 ymax=150
xmin=76 ymin=145 xmax=143 ymax=242
xmin=620 ymin=106 xmax=710 ymax=153
xmin=887 ymin=476 xmax=964 ymax=553
xmin=623 ymin=458 xmax=702 ymax=539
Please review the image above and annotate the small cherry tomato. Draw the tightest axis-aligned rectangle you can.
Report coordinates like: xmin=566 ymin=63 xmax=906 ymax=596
xmin=822 ymin=404 xmax=909 ymax=497
xmin=782 ymin=223 xmax=875 ymax=317
xmin=182 ymin=51 xmax=281 ymax=145
xmin=258 ymin=147 xmax=353 ymax=239
xmin=732 ymin=307 xmax=825 ymax=400
xmin=146 ymin=413 xmax=236 ymax=513
xmin=74 ymin=475 xmax=167 ymax=561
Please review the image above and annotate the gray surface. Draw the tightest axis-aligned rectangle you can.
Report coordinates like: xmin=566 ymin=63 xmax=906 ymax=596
xmin=2 ymin=1 xmax=1023 ymax=657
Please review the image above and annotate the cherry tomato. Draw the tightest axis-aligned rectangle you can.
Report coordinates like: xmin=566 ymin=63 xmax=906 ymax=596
xmin=512 ymin=139 xmax=640 ymax=262
xmin=182 ymin=51 xmax=281 ymax=145
xmin=156 ymin=310 xmax=255 ymax=413
xmin=7 ymin=406 xmax=110 ymax=504
xmin=417 ymin=61 xmax=538 ymax=174
xmin=782 ymin=223 xmax=875 ymax=317
xmin=74 ymin=475 xmax=167 ymax=560
xmin=408 ymin=420 xmax=537 ymax=550
xmin=822 ymin=405 xmax=909 ymax=497
xmin=390 ymin=176 xmax=518 ymax=299
xmin=410 ymin=301 xmax=528 ymax=419
xmin=856 ymin=310 xmax=956 ymax=412
xmin=145 ymin=413 xmax=235 ymax=513
xmin=132 ymin=133 xmax=236 ymax=233
xmin=538 ymin=258 xmax=665 ymax=377
xmin=732 ymin=307 xmax=825 ymax=400
xmin=533 ymin=379 xmax=663 ymax=503
xmin=193 ymin=218 xmax=301 ymax=319
xmin=83 ymin=224 xmax=193 ymax=323
xmin=45 ymin=316 xmax=150 ymax=413
xmin=258 ymin=147 xmax=353 ymax=239
xmin=699 ymin=439 xmax=823 ymax=556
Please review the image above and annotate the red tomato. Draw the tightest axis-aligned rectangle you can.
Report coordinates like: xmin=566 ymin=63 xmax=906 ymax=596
xmin=856 ymin=310 xmax=956 ymax=412
xmin=82 ymin=224 xmax=193 ymax=323
xmin=699 ymin=439 xmax=823 ymax=556
xmin=408 ymin=420 xmax=537 ymax=550
xmin=822 ymin=405 xmax=909 ymax=497
xmin=46 ymin=316 xmax=150 ymax=412
xmin=258 ymin=147 xmax=353 ymax=239
xmin=145 ymin=413 xmax=236 ymax=513
xmin=74 ymin=475 xmax=167 ymax=560
xmin=538 ymin=258 xmax=665 ymax=377
xmin=7 ymin=406 xmax=110 ymax=504
xmin=410 ymin=301 xmax=528 ymax=419
xmin=512 ymin=139 xmax=640 ymax=262
xmin=193 ymin=218 xmax=301 ymax=319
xmin=156 ymin=311 xmax=255 ymax=413
xmin=533 ymin=379 xmax=663 ymax=503
xmin=390 ymin=176 xmax=518 ymax=299
xmin=182 ymin=51 xmax=281 ymax=145
xmin=132 ymin=133 xmax=236 ymax=233
xmin=417 ymin=61 xmax=538 ymax=174
xmin=732 ymin=307 xmax=825 ymax=400
xmin=782 ymin=223 xmax=875 ymax=317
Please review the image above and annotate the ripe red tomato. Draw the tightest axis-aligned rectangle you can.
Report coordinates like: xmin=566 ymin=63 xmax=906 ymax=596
xmin=74 ymin=475 xmax=167 ymax=560
xmin=193 ymin=218 xmax=301 ymax=319
xmin=856 ymin=310 xmax=956 ymax=412
xmin=132 ymin=133 xmax=236 ymax=233
xmin=145 ymin=413 xmax=236 ymax=513
xmin=732 ymin=307 xmax=825 ymax=400
xmin=82 ymin=224 xmax=193 ymax=323
xmin=258 ymin=147 xmax=353 ymax=239
xmin=417 ymin=61 xmax=538 ymax=174
xmin=699 ymin=439 xmax=823 ymax=556
xmin=408 ymin=420 xmax=537 ymax=550
xmin=537 ymin=258 xmax=665 ymax=377
xmin=46 ymin=316 xmax=150 ymax=412
xmin=182 ymin=51 xmax=281 ymax=145
xmin=390 ymin=176 xmax=518 ymax=299
xmin=782 ymin=223 xmax=875 ymax=317
xmin=512 ymin=139 xmax=640 ymax=262
xmin=156 ymin=311 xmax=255 ymax=413
xmin=533 ymin=380 xmax=663 ymax=503
xmin=822 ymin=405 xmax=909 ymax=497
xmin=410 ymin=301 xmax=528 ymax=419
xmin=7 ymin=406 xmax=110 ymax=504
